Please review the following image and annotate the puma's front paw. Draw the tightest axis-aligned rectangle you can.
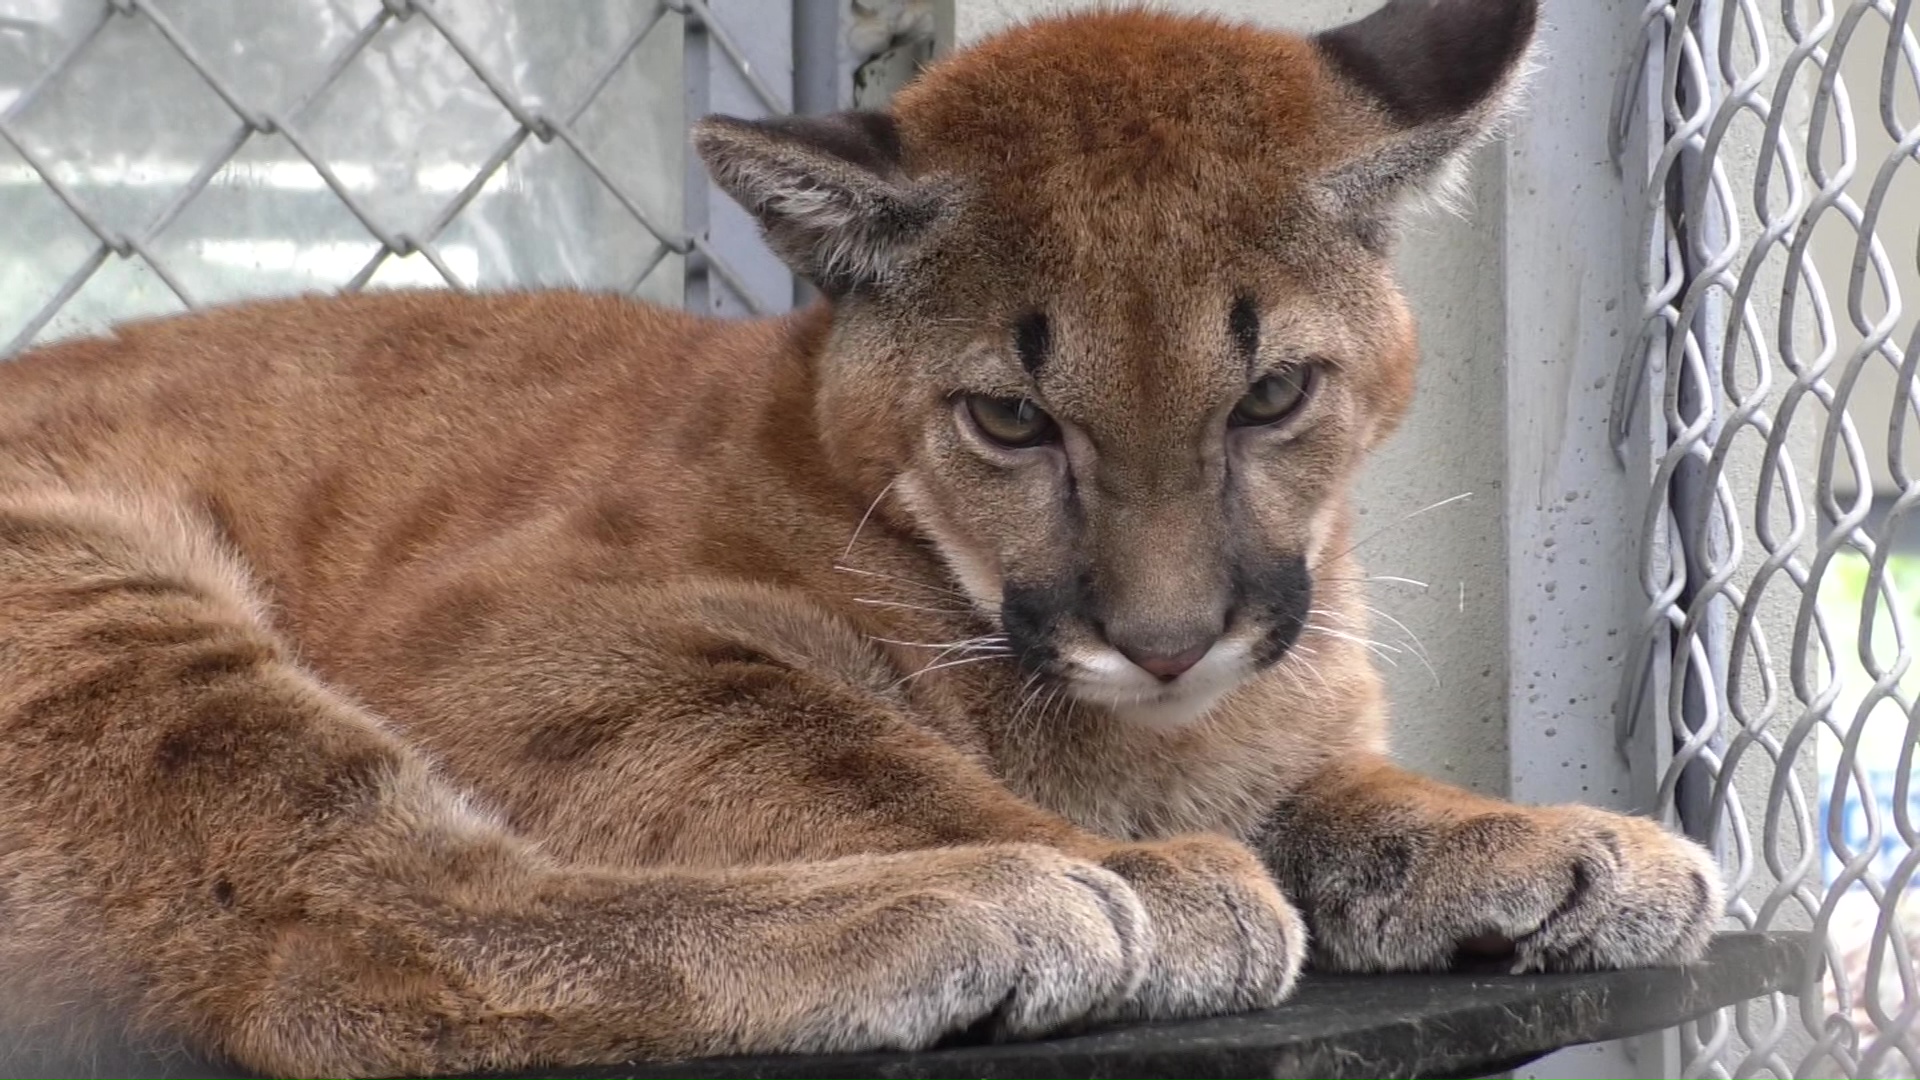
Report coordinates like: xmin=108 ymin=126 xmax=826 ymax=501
xmin=790 ymin=844 xmax=1153 ymax=1050
xmin=1495 ymin=807 xmax=1723 ymax=972
xmin=1282 ymin=805 xmax=1724 ymax=974
xmin=763 ymin=836 xmax=1299 ymax=1055
xmin=1091 ymin=834 xmax=1306 ymax=1021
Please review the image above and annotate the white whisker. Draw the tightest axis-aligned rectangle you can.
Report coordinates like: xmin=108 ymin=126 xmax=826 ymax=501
xmin=852 ymin=597 xmax=971 ymax=615
xmin=1311 ymin=624 xmax=1401 ymax=668
xmin=1365 ymin=605 xmax=1429 ymax=661
xmin=841 ymin=479 xmax=895 ymax=560
xmin=1365 ymin=604 xmax=1439 ymax=686
xmin=833 ymin=563 xmax=969 ymax=600
xmin=917 ymin=635 xmax=1012 ymax=675
xmin=1307 ymin=607 xmax=1354 ymax=628
xmin=1043 ymin=686 xmax=1071 ymax=728
xmin=1283 ymin=648 xmax=1333 ymax=694
xmin=893 ymin=652 xmax=1011 ymax=686
xmin=1011 ymin=671 xmax=1049 ymax=740
xmin=1333 ymin=491 xmax=1473 ymax=563
xmin=868 ymin=634 xmax=1010 ymax=652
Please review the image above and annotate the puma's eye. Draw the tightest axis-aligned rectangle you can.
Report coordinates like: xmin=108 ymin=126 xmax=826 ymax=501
xmin=963 ymin=395 xmax=1059 ymax=449
xmin=1231 ymin=366 xmax=1317 ymax=428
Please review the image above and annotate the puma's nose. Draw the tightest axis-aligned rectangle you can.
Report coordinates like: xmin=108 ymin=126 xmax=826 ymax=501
xmin=1115 ymin=640 xmax=1214 ymax=682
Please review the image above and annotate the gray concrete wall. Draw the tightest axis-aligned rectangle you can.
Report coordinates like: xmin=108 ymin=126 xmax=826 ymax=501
xmin=955 ymin=0 xmax=1513 ymax=796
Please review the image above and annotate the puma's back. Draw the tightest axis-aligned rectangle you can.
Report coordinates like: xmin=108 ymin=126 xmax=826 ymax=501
xmin=0 ymin=291 xmax=846 ymax=661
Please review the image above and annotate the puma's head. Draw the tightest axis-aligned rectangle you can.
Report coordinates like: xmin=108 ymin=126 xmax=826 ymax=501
xmin=696 ymin=0 xmax=1537 ymax=728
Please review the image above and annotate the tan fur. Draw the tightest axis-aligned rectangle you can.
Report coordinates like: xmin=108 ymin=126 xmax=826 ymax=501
xmin=0 ymin=4 xmax=1719 ymax=1077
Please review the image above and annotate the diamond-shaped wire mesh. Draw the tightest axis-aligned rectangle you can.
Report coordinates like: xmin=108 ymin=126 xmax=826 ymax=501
xmin=1627 ymin=1 xmax=1920 ymax=1075
xmin=0 ymin=0 xmax=795 ymax=357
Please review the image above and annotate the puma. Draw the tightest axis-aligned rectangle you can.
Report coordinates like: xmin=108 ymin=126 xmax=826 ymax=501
xmin=0 ymin=1 xmax=1722 ymax=1076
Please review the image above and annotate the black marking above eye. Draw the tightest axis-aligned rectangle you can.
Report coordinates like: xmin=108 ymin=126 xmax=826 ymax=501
xmin=1229 ymin=296 xmax=1260 ymax=361
xmin=1014 ymin=310 xmax=1051 ymax=374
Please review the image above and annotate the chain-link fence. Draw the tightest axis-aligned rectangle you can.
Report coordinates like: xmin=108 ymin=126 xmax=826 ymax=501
xmin=1627 ymin=0 xmax=1920 ymax=1075
xmin=0 ymin=0 xmax=941 ymax=353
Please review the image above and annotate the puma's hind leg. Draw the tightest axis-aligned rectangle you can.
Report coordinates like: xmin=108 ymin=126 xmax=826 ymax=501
xmin=0 ymin=489 xmax=1153 ymax=1076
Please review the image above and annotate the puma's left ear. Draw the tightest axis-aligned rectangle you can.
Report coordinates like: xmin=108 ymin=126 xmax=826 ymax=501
xmin=694 ymin=110 xmax=952 ymax=297
xmin=1311 ymin=0 xmax=1539 ymax=230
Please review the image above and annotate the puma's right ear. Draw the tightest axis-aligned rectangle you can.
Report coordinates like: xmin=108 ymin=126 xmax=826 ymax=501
xmin=1310 ymin=0 xmax=1540 ymax=231
xmin=694 ymin=111 xmax=953 ymax=297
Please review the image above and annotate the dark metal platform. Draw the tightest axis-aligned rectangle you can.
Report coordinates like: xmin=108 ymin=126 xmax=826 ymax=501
xmin=5 ymin=932 xmax=1809 ymax=1080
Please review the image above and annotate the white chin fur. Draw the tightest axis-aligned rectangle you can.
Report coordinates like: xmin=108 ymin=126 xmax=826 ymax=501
xmin=1099 ymin=686 xmax=1233 ymax=731
xmin=1067 ymin=644 xmax=1247 ymax=731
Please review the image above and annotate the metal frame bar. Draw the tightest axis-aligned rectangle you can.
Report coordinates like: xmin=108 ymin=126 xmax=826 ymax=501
xmin=682 ymin=0 xmax=950 ymax=316
xmin=681 ymin=0 xmax=796 ymax=316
